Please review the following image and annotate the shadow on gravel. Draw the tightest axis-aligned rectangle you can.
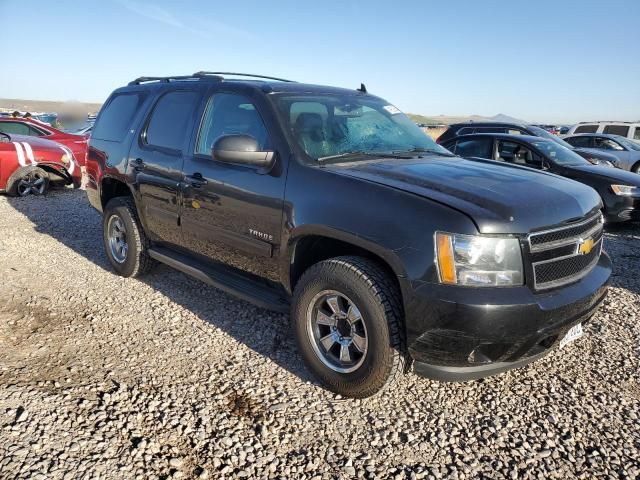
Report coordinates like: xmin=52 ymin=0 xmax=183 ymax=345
xmin=603 ymin=222 xmax=640 ymax=296
xmin=5 ymin=189 xmax=318 ymax=386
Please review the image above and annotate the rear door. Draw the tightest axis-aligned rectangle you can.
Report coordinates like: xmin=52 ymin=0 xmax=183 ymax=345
xmin=128 ymin=88 xmax=202 ymax=247
xmin=180 ymin=88 xmax=286 ymax=283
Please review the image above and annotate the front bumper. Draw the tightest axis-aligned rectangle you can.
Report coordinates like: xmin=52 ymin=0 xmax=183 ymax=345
xmin=407 ymin=252 xmax=611 ymax=381
xmin=604 ymin=195 xmax=640 ymax=223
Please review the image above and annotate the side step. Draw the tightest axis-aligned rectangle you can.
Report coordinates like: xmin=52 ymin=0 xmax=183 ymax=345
xmin=148 ymin=247 xmax=290 ymax=313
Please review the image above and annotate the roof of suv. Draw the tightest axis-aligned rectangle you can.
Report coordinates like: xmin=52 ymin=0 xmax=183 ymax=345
xmin=122 ymin=72 xmax=375 ymax=97
xmin=564 ymin=133 xmax=625 ymax=139
xmin=449 ymin=121 xmax=530 ymax=129
xmin=445 ymin=133 xmax=552 ymax=144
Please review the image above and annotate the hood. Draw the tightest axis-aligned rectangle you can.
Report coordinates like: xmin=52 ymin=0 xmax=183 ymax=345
xmin=325 ymin=155 xmax=601 ymax=234
xmin=4 ymin=133 xmax=65 ymax=153
xmin=565 ymin=164 xmax=640 ymax=185
xmin=573 ymin=147 xmax=618 ymax=163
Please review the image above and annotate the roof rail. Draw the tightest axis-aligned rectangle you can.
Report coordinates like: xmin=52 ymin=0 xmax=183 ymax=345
xmin=127 ymin=75 xmax=211 ymax=86
xmin=193 ymin=71 xmax=296 ymax=83
xmin=578 ymin=120 xmax=634 ymax=124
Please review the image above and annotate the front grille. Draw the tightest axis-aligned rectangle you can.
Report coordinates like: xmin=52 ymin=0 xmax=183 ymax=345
xmin=528 ymin=212 xmax=604 ymax=290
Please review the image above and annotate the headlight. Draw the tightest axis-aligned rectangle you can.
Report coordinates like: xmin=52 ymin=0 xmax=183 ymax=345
xmin=611 ymin=185 xmax=640 ymax=197
xmin=436 ymin=232 xmax=523 ymax=286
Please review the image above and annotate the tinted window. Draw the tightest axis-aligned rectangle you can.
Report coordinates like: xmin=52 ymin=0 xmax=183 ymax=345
xmin=634 ymin=127 xmax=640 ymax=141
xmin=93 ymin=93 xmax=145 ymax=142
xmin=496 ymin=141 xmax=537 ymax=166
xmin=457 ymin=127 xmax=474 ymax=135
xmin=28 ymin=126 xmax=47 ymax=136
xmin=565 ymin=136 xmax=592 ymax=148
xmin=145 ymin=91 xmax=199 ymax=151
xmin=197 ymin=93 xmax=269 ymax=155
xmin=0 ymin=121 xmax=30 ymax=135
xmin=594 ymin=137 xmax=624 ymax=151
xmin=603 ymin=125 xmax=630 ymax=137
xmin=474 ymin=127 xmax=507 ymax=134
xmin=574 ymin=124 xmax=598 ymax=134
xmin=454 ymin=138 xmax=492 ymax=158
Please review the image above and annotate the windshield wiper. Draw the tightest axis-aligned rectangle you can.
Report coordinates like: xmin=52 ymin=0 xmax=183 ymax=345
xmin=317 ymin=151 xmax=414 ymax=163
xmin=392 ymin=147 xmax=455 ymax=157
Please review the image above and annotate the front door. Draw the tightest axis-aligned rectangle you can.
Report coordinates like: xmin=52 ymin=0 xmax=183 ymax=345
xmin=129 ymin=89 xmax=202 ymax=246
xmin=180 ymin=91 xmax=286 ymax=283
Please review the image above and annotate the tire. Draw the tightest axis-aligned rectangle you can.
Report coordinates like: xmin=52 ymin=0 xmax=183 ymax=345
xmin=291 ymin=256 xmax=406 ymax=398
xmin=103 ymin=196 xmax=155 ymax=277
xmin=6 ymin=167 xmax=50 ymax=197
xmin=632 ymin=162 xmax=640 ymax=174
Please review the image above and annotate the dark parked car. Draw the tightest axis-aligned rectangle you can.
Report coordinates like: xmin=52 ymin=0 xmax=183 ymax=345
xmin=85 ymin=72 xmax=610 ymax=397
xmin=443 ymin=133 xmax=640 ymax=223
xmin=437 ymin=121 xmax=619 ymax=167
xmin=563 ymin=133 xmax=640 ymax=173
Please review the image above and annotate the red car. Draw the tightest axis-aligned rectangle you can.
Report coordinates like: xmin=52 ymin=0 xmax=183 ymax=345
xmin=0 ymin=132 xmax=81 ymax=196
xmin=0 ymin=117 xmax=89 ymax=166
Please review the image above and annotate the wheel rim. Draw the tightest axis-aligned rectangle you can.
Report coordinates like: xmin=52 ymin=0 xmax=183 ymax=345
xmin=306 ymin=290 xmax=368 ymax=373
xmin=17 ymin=171 xmax=46 ymax=196
xmin=107 ymin=214 xmax=128 ymax=264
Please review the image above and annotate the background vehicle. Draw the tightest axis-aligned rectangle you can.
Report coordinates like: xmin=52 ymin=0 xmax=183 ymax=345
xmin=86 ymin=73 xmax=610 ymax=398
xmin=437 ymin=121 xmax=618 ymax=167
xmin=0 ymin=132 xmax=81 ymax=196
xmin=443 ymin=133 xmax=640 ymax=222
xmin=563 ymin=134 xmax=640 ymax=173
xmin=0 ymin=117 xmax=89 ymax=165
xmin=565 ymin=122 xmax=640 ymax=143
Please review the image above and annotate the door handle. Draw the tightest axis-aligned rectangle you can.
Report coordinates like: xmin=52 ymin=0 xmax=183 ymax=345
xmin=185 ymin=173 xmax=208 ymax=188
xmin=131 ymin=158 xmax=145 ymax=172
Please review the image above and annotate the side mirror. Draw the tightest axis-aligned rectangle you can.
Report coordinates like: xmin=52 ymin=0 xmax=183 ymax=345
xmin=212 ymin=134 xmax=275 ymax=173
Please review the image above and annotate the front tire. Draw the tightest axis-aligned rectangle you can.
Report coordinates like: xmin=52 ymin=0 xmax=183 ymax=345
xmin=7 ymin=167 xmax=50 ymax=197
xmin=103 ymin=197 xmax=155 ymax=277
xmin=291 ymin=256 xmax=406 ymax=398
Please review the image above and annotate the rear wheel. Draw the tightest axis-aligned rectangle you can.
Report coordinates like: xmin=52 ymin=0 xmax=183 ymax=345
xmin=7 ymin=167 xmax=49 ymax=197
xmin=291 ymin=256 xmax=405 ymax=398
xmin=632 ymin=162 xmax=640 ymax=174
xmin=103 ymin=197 xmax=155 ymax=277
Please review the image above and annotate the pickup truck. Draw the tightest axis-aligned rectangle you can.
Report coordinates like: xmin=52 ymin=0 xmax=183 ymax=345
xmin=85 ymin=72 xmax=611 ymax=398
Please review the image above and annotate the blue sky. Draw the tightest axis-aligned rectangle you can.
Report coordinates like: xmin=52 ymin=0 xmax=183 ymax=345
xmin=1 ymin=0 xmax=638 ymax=123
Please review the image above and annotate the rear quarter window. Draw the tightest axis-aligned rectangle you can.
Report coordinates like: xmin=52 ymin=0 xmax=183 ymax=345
xmin=93 ymin=93 xmax=146 ymax=142
xmin=574 ymin=124 xmax=598 ymax=134
xmin=603 ymin=125 xmax=630 ymax=137
xmin=144 ymin=90 xmax=199 ymax=151
xmin=454 ymin=138 xmax=493 ymax=158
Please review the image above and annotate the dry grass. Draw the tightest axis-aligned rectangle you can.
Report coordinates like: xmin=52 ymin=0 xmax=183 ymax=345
xmin=422 ymin=126 xmax=447 ymax=141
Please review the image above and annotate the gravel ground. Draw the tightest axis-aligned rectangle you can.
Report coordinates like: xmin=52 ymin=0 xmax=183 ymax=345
xmin=0 ymin=189 xmax=639 ymax=480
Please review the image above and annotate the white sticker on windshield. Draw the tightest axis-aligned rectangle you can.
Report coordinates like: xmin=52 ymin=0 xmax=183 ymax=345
xmin=383 ymin=105 xmax=401 ymax=115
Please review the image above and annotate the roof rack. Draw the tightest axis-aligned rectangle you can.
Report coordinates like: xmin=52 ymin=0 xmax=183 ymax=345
xmin=577 ymin=120 xmax=634 ymax=124
xmin=193 ymin=71 xmax=296 ymax=82
xmin=128 ymin=72 xmax=296 ymax=86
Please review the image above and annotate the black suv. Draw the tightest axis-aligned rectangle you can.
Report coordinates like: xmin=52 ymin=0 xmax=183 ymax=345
xmin=85 ymin=73 xmax=611 ymax=398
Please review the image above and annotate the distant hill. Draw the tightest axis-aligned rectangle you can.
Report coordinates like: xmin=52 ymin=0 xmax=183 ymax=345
xmin=408 ymin=112 xmax=529 ymax=125
xmin=0 ymin=98 xmax=102 ymax=115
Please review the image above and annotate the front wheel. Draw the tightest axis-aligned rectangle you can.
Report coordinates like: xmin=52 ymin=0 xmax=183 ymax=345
xmin=7 ymin=167 xmax=50 ymax=197
xmin=291 ymin=256 xmax=406 ymax=398
xmin=103 ymin=197 xmax=155 ymax=277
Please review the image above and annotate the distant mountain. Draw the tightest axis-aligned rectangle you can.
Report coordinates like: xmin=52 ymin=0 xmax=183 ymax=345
xmin=489 ymin=113 xmax=528 ymax=124
xmin=408 ymin=112 xmax=529 ymax=126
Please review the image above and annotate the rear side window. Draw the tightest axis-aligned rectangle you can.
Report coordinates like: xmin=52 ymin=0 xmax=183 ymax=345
xmin=565 ymin=136 xmax=592 ymax=148
xmin=454 ymin=138 xmax=493 ymax=158
xmin=93 ymin=93 xmax=145 ymax=142
xmin=603 ymin=125 xmax=630 ymax=137
xmin=574 ymin=124 xmax=598 ymax=134
xmin=634 ymin=127 xmax=640 ymax=141
xmin=145 ymin=91 xmax=199 ymax=151
xmin=0 ymin=121 xmax=30 ymax=135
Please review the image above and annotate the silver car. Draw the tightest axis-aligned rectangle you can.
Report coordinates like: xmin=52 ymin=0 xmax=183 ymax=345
xmin=563 ymin=133 xmax=640 ymax=172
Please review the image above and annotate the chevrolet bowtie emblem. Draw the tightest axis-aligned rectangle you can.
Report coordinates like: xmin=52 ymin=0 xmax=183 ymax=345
xmin=578 ymin=238 xmax=595 ymax=255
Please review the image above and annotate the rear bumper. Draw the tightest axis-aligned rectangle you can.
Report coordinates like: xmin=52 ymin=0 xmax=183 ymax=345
xmin=406 ymin=252 xmax=611 ymax=381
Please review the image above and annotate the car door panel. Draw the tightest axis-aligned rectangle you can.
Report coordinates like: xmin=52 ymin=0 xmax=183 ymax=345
xmin=180 ymin=90 xmax=286 ymax=283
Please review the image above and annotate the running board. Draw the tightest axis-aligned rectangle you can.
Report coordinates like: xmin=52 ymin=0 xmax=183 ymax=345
xmin=148 ymin=247 xmax=290 ymax=313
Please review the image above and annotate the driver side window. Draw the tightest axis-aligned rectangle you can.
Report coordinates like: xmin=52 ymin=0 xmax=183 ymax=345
xmin=594 ymin=137 xmax=624 ymax=151
xmin=497 ymin=141 xmax=543 ymax=168
xmin=196 ymin=93 xmax=269 ymax=155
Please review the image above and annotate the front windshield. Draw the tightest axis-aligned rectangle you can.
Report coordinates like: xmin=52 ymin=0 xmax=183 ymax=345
xmin=273 ymin=94 xmax=451 ymax=162
xmin=528 ymin=125 xmax=575 ymax=149
xmin=614 ymin=136 xmax=640 ymax=151
xmin=531 ymin=140 xmax=590 ymax=166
